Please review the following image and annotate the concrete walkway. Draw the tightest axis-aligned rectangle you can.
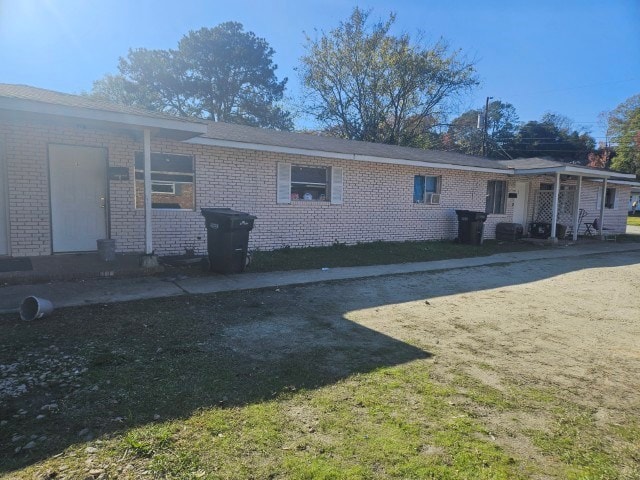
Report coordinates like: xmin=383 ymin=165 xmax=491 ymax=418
xmin=1 ymin=241 xmax=639 ymax=315
xmin=627 ymin=224 xmax=640 ymax=235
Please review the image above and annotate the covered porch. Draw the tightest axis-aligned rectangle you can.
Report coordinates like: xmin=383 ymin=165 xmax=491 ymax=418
xmin=506 ymin=160 xmax=638 ymax=242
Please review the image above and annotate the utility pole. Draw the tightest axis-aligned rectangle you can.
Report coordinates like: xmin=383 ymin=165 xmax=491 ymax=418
xmin=481 ymin=96 xmax=493 ymax=157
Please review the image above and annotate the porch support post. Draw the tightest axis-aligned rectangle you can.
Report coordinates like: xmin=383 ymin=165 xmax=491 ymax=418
xmin=572 ymin=175 xmax=583 ymax=241
xmin=550 ymin=171 xmax=560 ymax=241
xmin=143 ymin=128 xmax=153 ymax=254
xmin=599 ymin=178 xmax=607 ymax=240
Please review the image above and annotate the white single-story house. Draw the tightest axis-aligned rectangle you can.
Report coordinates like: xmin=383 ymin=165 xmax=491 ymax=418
xmin=0 ymin=84 xmax=638 ymax=258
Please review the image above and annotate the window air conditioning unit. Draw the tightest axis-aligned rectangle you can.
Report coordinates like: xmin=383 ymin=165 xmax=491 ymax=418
xmin=425 ymin=193 xmax=441 ymax=204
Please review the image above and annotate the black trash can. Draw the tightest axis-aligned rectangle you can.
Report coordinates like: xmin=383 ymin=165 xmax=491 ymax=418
xmin=201 ymin=208 xmax=257 ymax=274
xmin=529 ymin=222 xmax=566 ymax=239
xmin=496 ymin=223 xmax=524 ymax=241
xmin=455 ymin=210 xmax=488 ymax=245
xmin=529 ymin=222 xmax=551 ymax=239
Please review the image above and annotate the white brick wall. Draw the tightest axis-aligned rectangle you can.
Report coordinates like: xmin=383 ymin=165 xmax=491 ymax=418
xmin=0 ymin=117 xmax=631 ymax=257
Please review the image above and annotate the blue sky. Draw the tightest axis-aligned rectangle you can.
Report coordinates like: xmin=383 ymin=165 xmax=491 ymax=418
xmin=0 ymin=0 xmax=638 ymax=142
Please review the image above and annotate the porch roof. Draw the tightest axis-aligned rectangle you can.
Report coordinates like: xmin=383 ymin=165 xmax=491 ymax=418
xmin=497 ymin=158 xmax=637 ymax=181
xmin=0 ymin=84 xmax=208 ymax=140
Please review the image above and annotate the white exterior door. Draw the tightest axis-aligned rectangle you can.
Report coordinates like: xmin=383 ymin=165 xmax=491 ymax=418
xmin=513 ymin=181 xmax=529 ymax=227
xmin=0 ymin=149 xmax=7 ymax=255
xmin=49 ymin=145 xmax=107 ymax=252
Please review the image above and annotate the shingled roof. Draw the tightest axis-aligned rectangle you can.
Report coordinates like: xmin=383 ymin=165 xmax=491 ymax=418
xmin=0 ymin=83 xmax=204 ymax=125
xmin=0 ymin=83 xmax=636 ymax=180
xmin=197 ymin=122 xmax=511 ymax=170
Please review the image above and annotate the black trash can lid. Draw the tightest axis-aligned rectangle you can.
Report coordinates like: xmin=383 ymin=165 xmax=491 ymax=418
xmin=201 ymin=208 xmax=256 ymax=218
xmin=456 ymin=210 xmax=487 ymax=222
xmin=470 ymin=211 xmax=487 ymax=222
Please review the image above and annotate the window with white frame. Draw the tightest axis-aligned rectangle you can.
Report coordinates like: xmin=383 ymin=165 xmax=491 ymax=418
xmin=413 ymin=175 xmax=441 ymax=204
xmin=277 ymin=163 xmax=343 ymax=204
xmin=290 ymin=165 xmax=328 ymax=201
xmin=135 ymin=152 xmax=195 ymax=210
xmin=486 ymin=180 xmax=507 ymax=214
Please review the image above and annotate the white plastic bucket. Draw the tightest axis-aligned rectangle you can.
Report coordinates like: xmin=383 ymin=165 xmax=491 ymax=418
xmin=19 ymin=296 xmax=54 ymax=321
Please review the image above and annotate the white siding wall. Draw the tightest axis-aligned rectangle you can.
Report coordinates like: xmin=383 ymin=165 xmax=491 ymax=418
xmin=521 ymin=175 xmax=630 ymax=235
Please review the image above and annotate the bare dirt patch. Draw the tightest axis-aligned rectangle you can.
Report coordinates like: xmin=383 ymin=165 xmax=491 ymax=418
xmin=205 ymin=249 xmax=640 ymax=476
xmin=336 ymin=251 xmax=640 ymax=475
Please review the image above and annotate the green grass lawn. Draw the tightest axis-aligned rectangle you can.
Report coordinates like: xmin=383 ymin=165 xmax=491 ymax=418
xmin=248 ymin=232 xmax=640 ymax=271
xmin=249 ymin=239 xmax=545 ymax=272
xmin=627 ymin=215 xmax=640 ymax=227
xmin=0 ymin=292 xmax=525 ymax=479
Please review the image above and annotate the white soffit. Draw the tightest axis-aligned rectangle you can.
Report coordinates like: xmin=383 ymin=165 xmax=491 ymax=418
xmin=513 ymin=165 xmax=637 ymax=180
xmin=590 ymin=179 xmax=640 ymax=186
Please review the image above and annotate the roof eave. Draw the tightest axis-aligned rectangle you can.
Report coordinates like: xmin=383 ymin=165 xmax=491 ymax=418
xmin=186 ymin=136 xmax=512 ymax=174
xmin=0 ymin=97 xmax=208 ymax=139
xmin=513 ymin=165 xmax=637 ymax=180
xmin=591 ymin=179 xmax=640 ymax=187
